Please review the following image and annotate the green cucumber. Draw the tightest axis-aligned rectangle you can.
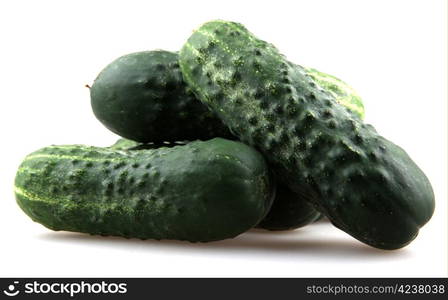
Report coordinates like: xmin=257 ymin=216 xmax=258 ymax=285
xmin=255 ymin=185 xmax=321 ymax=230
xmin=15 ymin=138 xmax=274 ymax=242
xmin=90 ymin=50 xmax=232 ymax=143
xmin=179 ymin=20 xmax=435 ymax=249
xmin=110 ymin=138 xmax=320 ymax=231
xmin=90 ymin=51 xmax=364 ymax=144
xmin=92 ymin=50 xmax=363 ymax=231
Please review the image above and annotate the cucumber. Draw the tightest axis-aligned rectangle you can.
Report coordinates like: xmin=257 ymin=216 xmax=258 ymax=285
xmin=15 ymin=138 xmax=275 ymax=242
xmin=110 ymin=138 xmax=320 ymax=230
xmin=179 ymin=20 xmax=435 ymax=249
xmin=90 ymin=51 xmax=364 ymax=144
xmin=93 ymin=50 xmax=363 ymax=231
xmin=256 ymin=186 xmax=321 ymax=230
xmin=90 ymin=50 xmax=232 ymax=143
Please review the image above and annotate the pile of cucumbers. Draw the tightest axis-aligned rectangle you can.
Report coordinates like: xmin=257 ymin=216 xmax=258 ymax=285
xmin=15 ymin=20 xmax=434 ymax=250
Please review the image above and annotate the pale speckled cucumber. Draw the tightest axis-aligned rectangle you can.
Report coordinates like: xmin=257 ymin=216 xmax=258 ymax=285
xmin=179 ymin=20 xmax=434 ymax=249
xmin=110 ymin=138 xmax=321 ymax=230
xmin=15 ymin=138 xmax=275 ymax=242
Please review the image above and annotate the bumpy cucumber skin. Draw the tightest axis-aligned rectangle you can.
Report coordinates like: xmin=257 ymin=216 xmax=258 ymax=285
xmin=15 ymin=138 xmax=275 ymax=242
xmin=111 ymin=138 xmax=320 ymax=231
xmin=90 ymin=50 xmax=232 ymax=142
xmin=305 ymin=68 xmax=364 ymax=119
xmin=179 ymin=20 xmax=435 ymax=249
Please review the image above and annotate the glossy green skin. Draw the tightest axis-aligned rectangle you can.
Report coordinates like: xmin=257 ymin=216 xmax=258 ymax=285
xmin=180 ymin=20 xmax=435 ymax=249
xmin=256 ymin=187 xmax=321 ymax=230
xmin=109 ymin=139 xmax=184 ymax=151
xmin=15 ymin=138 xmax=275 ymax=242
xmin=90 ymin=50 xmax=232 ymax=142
xmin=111 ymin=138 xmax=320 ymax=231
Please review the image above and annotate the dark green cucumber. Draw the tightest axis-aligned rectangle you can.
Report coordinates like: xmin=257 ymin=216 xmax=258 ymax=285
xmin=90 ymin=51 xmax=364 ymax=144
xmin=15 ymin=138 xmax=274 ymax=242
xmin=179 ymin=20 xmax=435 ymax=249
xmin=95 ymin=51 xmax=363 ymax=231
xmin=110 ymin=138 xmax=320 ymax=231
xmin=256 ymin=186 xmax=321 ymax=230
xmin=90 ymin=50 xmax=232 ymax=142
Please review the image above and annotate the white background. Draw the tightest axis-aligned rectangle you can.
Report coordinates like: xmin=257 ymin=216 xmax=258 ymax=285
xmin=0 ymin=0 xmax=446 ymax=277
